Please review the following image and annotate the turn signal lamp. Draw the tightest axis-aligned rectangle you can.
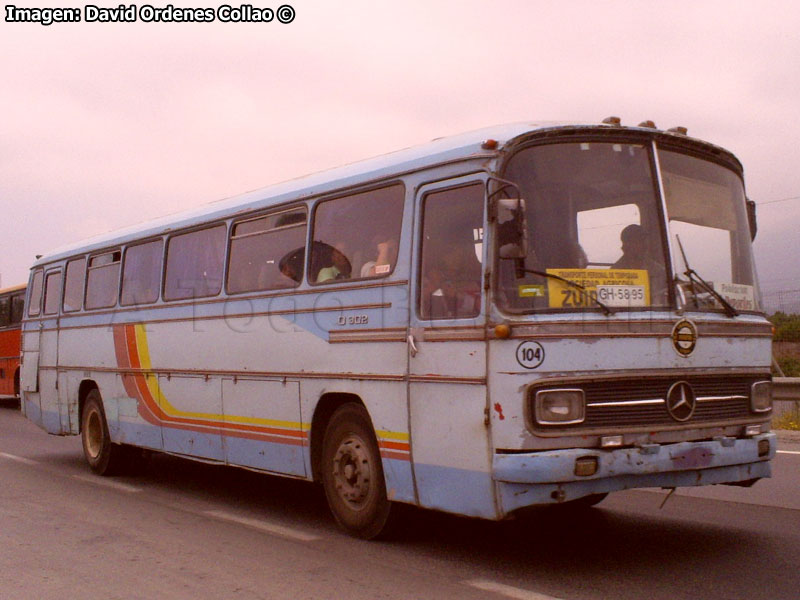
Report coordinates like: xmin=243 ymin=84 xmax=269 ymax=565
xmin=534 ymin=389 xmax=585 ymax=425
xmin=758 ymin=439 xmax=770 ymax=457
xmin=574 ymin=456 xmax=598 ymax=477
xmin=494 ymin=324 xmax=511 ymax=339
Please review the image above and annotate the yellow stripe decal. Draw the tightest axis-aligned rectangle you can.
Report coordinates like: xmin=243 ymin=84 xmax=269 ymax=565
xmin=132 ymin=324 xmax=307 ymax=431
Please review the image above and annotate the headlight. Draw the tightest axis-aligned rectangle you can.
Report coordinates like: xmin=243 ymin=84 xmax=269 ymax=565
xmin=751 ymin=381 xmax=772 ymax=413
xmin=534 ymin=389 xmax=585 ymax=425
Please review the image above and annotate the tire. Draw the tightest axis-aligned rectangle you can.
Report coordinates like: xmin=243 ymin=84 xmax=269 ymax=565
xmin=81 ymin=389 xmax=126 ymax=476
xmin=321 ymin=403 xmax=392 ymax=539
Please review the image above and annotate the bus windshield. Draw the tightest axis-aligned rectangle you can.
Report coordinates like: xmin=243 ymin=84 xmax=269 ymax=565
xmin=659 ymin=149 xmax=759 ymax=312
xmin=499 ymin=141 xmax=669 ymax=312
xmin=497 ymin=140 xmax=759 ymax=313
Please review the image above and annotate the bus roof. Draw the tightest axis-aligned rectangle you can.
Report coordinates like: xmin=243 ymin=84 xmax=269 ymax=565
xmin=0 ymin=283 xmax=26 ymax=295
xmin=31 ymin=120 xmax=736 ymax=268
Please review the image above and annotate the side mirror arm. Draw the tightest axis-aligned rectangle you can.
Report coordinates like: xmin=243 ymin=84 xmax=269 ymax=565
xmin=746 ymin=198 xmax=757 ymax=240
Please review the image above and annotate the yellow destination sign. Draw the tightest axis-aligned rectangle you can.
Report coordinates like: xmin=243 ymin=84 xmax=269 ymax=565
xmin=546 ymin=269 xmax=651 ymax=308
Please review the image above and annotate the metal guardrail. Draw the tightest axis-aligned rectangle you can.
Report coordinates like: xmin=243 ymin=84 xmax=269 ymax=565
xmin=772 ymin=377 xmax=800 ymax=400
xmin=773 ymin=377 xmax=800 ymax=419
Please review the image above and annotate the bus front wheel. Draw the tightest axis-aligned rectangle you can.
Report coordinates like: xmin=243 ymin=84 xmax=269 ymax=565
xmin=321 ymin=403 xmax=392 ymax=539
xmin=81 ymin=389 xmax=126 ymax=476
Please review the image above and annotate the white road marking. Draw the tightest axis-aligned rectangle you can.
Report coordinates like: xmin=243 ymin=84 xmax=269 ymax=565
xmin=204 ymin=510 xmax=320 ymax=542
xmin=466 ymin=579 xmax=565 ymax=600
xmin=72 ymin=474 xmax=143 ymax=493
xmin=0 ymin=452 xmax=39 ymax=465
xmin=777 ymin=450 xmax=800 ymax=455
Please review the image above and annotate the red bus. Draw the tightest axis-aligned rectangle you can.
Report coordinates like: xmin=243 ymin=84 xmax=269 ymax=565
xmin=0 ymin=284 xmax=26 ymax=400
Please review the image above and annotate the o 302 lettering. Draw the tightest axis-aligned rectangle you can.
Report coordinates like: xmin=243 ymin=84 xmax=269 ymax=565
xmin=337 ymin=314 xmax=369 ymax=326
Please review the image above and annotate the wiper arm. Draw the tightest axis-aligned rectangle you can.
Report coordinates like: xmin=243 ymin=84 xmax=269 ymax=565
xmin=520 ymin=268 xmax=615 ymax=316
xmin=675 ymin=235 xmax=739 ymax=318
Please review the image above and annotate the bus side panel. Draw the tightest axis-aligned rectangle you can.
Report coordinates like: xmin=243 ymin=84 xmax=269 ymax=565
xmin=56 ymin=322 xmax=165 ymax=449
xmin=0 ymin=328 xmax=20 ymax=396
xmin=150 ymin=374 xmax=224 ymax=461
xmin=111 ymin=374 xmax=164 ymax=452
xmin=222 ymin=378 xmax=305 ymax=476
xmin=29 ymin=315 xmax=63 ymax=433
xmin=20 ymin=319 xmax=42 ymax=424
xmin=409 ymin=381 xmax=497 ymax=519
xmin=0 ymin=358 xmax=15 ymax=396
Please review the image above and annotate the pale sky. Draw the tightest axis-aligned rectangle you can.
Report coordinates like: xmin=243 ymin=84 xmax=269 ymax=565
xmin=2 ymin=0 xmax=799 ymax=308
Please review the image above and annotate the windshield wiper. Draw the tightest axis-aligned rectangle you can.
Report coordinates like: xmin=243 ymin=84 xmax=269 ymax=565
xmin=519 ymin=268 xmax=615 ymax=316
xmin=675 ymin=235 xmax=738 ymax=318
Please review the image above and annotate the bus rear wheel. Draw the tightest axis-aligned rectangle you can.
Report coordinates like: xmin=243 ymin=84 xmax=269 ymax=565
xmin=321 ymin=403 xmax=392 ymax=539
xmin=81 ymin=389 xmax=126 ymax=476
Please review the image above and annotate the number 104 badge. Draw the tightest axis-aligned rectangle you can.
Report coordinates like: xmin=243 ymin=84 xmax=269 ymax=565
xmin=516 ymin=341 xmax=545 ymax=369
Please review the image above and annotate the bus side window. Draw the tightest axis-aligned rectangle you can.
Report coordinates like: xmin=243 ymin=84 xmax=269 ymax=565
xmin=43 ymin=271 xmax=63 ymax=315
xmin=28 ymin=270 xmax=44 ymax=317
xmin=311 ymin=184 xmax=404 ymax=284
xmin=86 ymin=251 xmax=121 ymax=310
xmin=11 ymin=294 xmax=24 ymax=323
xmin=63 ymin=257 xmax=86 ymax=312
xmin=0 ymin=296 xmax=9 ymax=327
xmin=121 ymin=240 xmax=163 ymax=306
xmin=419 ymin=183 xmax=484 ymax=320
xmin=227 ymin=208 xmax=307 ymax=293
xmin=164 ymin=225 xmax=226 ymax=301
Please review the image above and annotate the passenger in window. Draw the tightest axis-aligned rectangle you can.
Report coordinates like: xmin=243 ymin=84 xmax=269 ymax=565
xmin=316 ymin=245 xmax=352 ymax=283
xmin=612 ymin=223 xmax=668 ymax=303
xmin=613 ymin=224 xmax=656 ymax=270
xmin=422 ymin=241 xmax=481 ymax=318
xmin=360 ymin=234 xmax=398 ymax=278
xmin=278 ymin=248 xmax=305 ymax=284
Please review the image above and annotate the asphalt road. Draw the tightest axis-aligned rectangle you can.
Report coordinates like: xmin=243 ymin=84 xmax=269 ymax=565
xmin=1 ymin=401 xmax=798 ymax=600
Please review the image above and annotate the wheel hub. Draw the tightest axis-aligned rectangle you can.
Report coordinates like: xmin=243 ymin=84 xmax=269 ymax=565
xmin=332 ymin=436 xmax=372 ymax=507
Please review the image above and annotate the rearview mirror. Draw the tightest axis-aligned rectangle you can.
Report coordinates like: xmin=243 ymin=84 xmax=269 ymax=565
xmin=494 ymin=198 xmax=528 ymax=260
xmin=746 ymin=198 xmax=757 ymax=240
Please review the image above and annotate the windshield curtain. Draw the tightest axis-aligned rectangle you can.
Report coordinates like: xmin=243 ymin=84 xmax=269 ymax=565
xmin=659 ymin=149 xmax=759 ymax=312
xmin=498 ymin=141 xmax=670 ymax=312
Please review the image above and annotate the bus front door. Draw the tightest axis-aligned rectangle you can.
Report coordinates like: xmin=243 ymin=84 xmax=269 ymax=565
xmin=407 ymin=177 xmax=497 ymax=519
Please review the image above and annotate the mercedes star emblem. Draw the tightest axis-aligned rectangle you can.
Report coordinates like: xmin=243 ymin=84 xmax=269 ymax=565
xmin=666 ymin=381 xmax=696 ymax=422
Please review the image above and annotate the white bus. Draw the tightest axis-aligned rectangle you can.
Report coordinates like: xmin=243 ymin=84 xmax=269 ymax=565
xmin=21 ymin=119 xmax=775 ymax=538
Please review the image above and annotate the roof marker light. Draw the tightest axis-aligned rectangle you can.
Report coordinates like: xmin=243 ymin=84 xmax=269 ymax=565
xmin=482 ymin=139 xmax=499 ymax=150
xmin=638 ymin=120 xmax=657 ymax=129
xmin=602 ymin=116 xmax=621 ymax=125
xmin=667 ymin=126 xmax=688 ymax=135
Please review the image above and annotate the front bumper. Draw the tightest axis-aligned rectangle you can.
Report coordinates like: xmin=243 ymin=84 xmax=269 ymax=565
xmin=493 ymin=433 xmax=776 ymax=514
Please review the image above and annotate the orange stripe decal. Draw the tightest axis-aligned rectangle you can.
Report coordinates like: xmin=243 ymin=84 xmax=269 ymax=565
xmin=115 ymin=323 xmax=310 ymax=445
xmin=111 ymin=324 xmax=408 ymax=461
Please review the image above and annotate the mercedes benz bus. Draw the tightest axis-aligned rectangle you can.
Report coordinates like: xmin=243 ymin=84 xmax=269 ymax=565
xmin=21 ymin=118 xmax=774 ymax=538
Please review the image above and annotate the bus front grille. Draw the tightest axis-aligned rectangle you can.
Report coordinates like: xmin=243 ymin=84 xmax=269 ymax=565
xmin=530 ymin=374 xmax=766 ymax=431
